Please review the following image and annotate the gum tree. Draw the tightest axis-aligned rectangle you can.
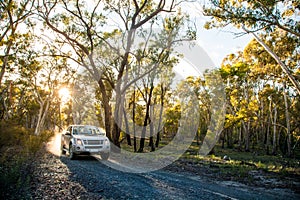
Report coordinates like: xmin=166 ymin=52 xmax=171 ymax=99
xmin=0 ymin=0 xmax=36 ymax=87
xmin=203 ymin=0 xmax=300 ymax=95
xmin=38 ymin=0 xmax=195 ymax=149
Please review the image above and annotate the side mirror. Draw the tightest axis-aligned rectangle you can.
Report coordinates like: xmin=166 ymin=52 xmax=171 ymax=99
xmin=65 ymin=131 xmax=71 ymax=136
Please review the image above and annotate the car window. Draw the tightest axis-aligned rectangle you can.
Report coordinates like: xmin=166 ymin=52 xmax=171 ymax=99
xmin=71 ymin=126 xmax=105 ymax=135
xmin=92 ymin=127 xmax=106 ymax=135
xmin=74 ymin=126 xmax=83 ymax=135
xmin=87 ymin=127 xmax=98 ymax=135
xmin=72 ymin=126 xmax=93 ymax=135
xmin=73 ymin=127 xmax=78 ymax=135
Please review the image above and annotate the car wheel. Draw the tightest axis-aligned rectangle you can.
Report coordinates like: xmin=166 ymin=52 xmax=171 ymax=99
xmin=61 ymin=144 xmax=66 ymax=155
xmin=61 ymin=148 xmax=66 ymax=155
xmin=69 ymin=145 xmax=76 ymax=160
xmin=100 ymin=152 xmax=109 ymax=160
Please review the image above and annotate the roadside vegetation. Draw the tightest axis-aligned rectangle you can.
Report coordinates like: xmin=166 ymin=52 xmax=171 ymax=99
xmin=185 ymin=143 xmax=300 ymax=177
xmin=0 ymin=121 xmax=53 ymax=199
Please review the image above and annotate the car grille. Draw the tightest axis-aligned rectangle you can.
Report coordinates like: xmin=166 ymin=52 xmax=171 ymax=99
xmin=86 ymin=146 xmax=103 ymax=149
xmin=83 ymin=140 xmax=103 ymax=145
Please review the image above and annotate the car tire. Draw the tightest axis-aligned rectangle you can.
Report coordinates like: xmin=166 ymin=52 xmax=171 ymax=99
xmin=100 ymin=152 xmax=109 ymax=160
xmin=69 ymin=144 xmax=76 ymax=160
xmin=61 ymin=144 xmax=66 ymax=155
xmin=61 ymin=148 xmax=66 ymax=155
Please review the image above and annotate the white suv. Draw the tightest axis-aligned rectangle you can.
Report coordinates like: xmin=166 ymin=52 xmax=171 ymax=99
xmin=61 ymin=125 xmax=110 ymax=160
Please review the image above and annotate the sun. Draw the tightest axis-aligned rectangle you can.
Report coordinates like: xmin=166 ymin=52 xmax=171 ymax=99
xmin=58 ymin=87 xmax=70 ymax=103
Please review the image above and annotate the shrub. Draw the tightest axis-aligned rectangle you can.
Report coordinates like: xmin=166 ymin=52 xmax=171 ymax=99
xmin=0 ymin=121 xmax=53 ymax=199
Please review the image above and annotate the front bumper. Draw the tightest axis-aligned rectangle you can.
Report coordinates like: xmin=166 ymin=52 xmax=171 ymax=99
xmin=72 ymin=144 xmax=110 ymax=154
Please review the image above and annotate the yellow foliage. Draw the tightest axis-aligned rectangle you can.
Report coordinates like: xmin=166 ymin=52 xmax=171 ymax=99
xmin=282 ymin=9 xmax=294 ymax=17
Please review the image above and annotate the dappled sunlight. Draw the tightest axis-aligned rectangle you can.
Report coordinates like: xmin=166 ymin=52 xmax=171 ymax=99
xmin=46 ymin=131 xmax=62 ymax=156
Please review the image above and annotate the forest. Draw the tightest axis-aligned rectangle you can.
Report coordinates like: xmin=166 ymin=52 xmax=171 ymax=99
xmin=0 ymin=0 xmax=299 ymax=161
xmin=1 ymin=1 xmax=300 ymax=198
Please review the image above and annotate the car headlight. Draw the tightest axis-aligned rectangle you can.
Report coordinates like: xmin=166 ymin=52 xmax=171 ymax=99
xmin=76 ymin=139 xmax=82 ymax=145
xmin=104 ymin=139 xmax=110 ymax=146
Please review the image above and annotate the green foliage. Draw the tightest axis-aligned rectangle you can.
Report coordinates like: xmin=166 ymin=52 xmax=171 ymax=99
xmin=217 ymin=26 xmax=300 ymax=155
xmin=203 ymin=0 xmax=300 ymax=37
xmin=164 ymin=103 xmax=181 ymax=135
xmin=0 ymin=121 xmax=53 ymax=199
xmin=184 ymin=144 xmax=300 ymax=183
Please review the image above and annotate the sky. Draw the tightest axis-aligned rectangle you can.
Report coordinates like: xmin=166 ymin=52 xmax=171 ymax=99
xmin=197 ymin=24 xmax=253 ymax=67
xmin=186 ymin=2 xmax=254 ymax=68
xmin=170 ymin=1 xmax=254 ymax=78
xmin=172 ymin=11 xmax=253 ymax=78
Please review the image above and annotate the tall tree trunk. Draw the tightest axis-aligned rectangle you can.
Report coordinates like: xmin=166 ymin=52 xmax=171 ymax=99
xmin=112 ymin=80 xmax=123 ymax=149
xmin=221 ymin=130 xmax=225 ymax=149
xmin=277 ymin=127 xmax=282 ymax=153
xmin=156 ymin=84 xmax=165 ymax=148
xmin=266 ymin=110 xmax=271 ymax=155
xmin=260 ymin=100 xmax=265 ymax=148
xmin=98 ymin=80 xmax=112 ymax=141
xmin=243 ymin=121 xmax=250 ymax=152
xmin=238 ymin=126 xmax=242 ymax=149
xmin=272 ymin=105 xmax=277 ymax=155
xmin=283 ymin=83 xmax=291 ymax=157
xmin=227 ymin=127 xmax=233 ymax=148
xmin=123 ymin=108 xmax=131 ymax=146
xmin=138 ymin=84 xmax=154 ymax=152
xmin=113 ymin=65 xmax=131 ymax=149
xmin=133 ymin=89 xmax=137 ymax=152
xmin=35 ymin=98 xmax=50 ymax=135
xmin=149 ymin=105 xmax=155 ymax=151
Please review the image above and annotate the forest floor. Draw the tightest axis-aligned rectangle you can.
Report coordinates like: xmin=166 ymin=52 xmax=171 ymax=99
xmin=165 ymin=156 xmax=300 ymax=194
xmin=170 ymin=143 xmax=300 ymax=194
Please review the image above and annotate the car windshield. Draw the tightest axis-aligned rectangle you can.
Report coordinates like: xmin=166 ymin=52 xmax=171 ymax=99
xmin=73 ymin=126 xmax=104 ymax=135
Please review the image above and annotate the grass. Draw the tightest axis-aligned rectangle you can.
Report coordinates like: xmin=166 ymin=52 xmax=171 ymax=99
xmin=180 ymin=142 xmax=300 ymax=184
xmin=121 ymin=136 xmax=299 ymax=185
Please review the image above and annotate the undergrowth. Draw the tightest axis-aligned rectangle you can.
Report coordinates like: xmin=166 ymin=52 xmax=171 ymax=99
xmin=183 ymin=143 xmax=300 ymax=181
xmin=0 ymin=121 xmax=53 ymax=199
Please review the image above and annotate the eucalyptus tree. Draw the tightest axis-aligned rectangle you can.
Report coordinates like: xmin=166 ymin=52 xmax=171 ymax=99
xmin=0 ymin=0 xmax=36 ymax=87
xmin=220 ymin=53 xmax=253 ymax=151
xmin=243 ymin=29 xmax=299 ymax=156
xmin=219 ymin=27 xmax=299 ymax=155
xmin=220 ymin=50 xmax=289 ymax=154
xmin=38 ymin=0 xmax=196 ymax=149
xmin=20 ymin=52 xmax=72 ymax=134
xmin=203 ymin=0 xmax=300 ymax=94
xmin=117 ymin=15 xmax=185 ymax=152
xmin=0 ymin=0 xmax=37 ymax=121
xmin=184 ymin=76 xmax=212 ymax=146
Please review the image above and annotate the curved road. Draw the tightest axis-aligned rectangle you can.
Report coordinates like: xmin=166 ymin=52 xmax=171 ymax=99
xmin=59 ymin=155 xmax=299 ymax=200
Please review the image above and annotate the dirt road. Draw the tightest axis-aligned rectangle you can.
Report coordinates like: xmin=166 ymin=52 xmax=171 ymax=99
xmin=31 ymin=151 xmax=299 ymax=200
xmin=30 ymin=133 xmax=300 ymax=199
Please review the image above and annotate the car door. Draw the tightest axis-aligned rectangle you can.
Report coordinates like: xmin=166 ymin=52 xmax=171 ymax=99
xmin=63 ymin=126 xmax=73 ymax=150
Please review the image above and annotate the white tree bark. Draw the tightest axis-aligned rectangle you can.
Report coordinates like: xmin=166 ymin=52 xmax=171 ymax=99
xmin=283 ymin=83 xmax=291 ymax=156
xmin=243 ymin=27 xmax=300 ymax=95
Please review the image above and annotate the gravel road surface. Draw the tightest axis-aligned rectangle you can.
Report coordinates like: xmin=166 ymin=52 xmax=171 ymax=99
xmin=30 ymin=134 xmax=299 ymax=199
xmin=31 ymin=152 xmax=299 ymax=200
